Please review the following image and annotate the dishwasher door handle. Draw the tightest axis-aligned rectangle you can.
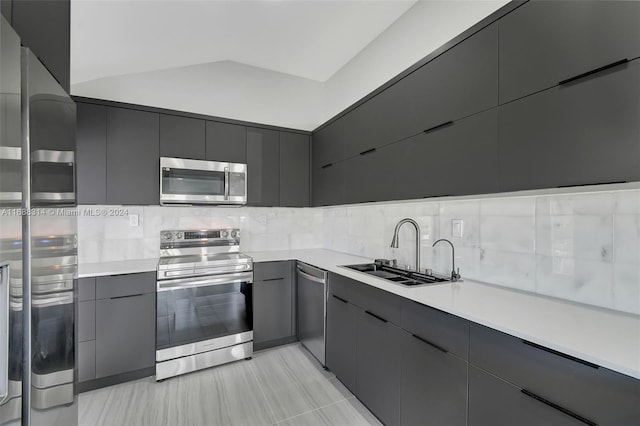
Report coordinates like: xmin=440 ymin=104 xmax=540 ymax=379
xmin=296 ymin=268 xmax=325 ymax=284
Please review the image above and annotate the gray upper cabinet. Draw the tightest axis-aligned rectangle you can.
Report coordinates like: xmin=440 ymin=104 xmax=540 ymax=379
xmin=343 ymin=144 xmax=401 ymax=204
xmin=498 ymin=59 xmax=640 ymax=192
xmin=160 ymin=114 xmax=205 ymax=160
xmin=205 ymin=121 xmax=246 ymax=163
xmin=279 ymin=132 xmax=310 ymax=207
xmin=313 ymin=22 xmax=497 ymax=167
xmin=395 ymin=108 xmax=498 ymax=200
xmin=76 ymin=102 xmax=107 ymax=204
xmin=106 ymin=107 xmax=160 ymax=205
xmin=312 ymin=161 xmax=346 ymax=207
xmin=247 ymin=127 xmax=279 ymax=206
xmin=499 ymin=0 xmax=640 ymax=103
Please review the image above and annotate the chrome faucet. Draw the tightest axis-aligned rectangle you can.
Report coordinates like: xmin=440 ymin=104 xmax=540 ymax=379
xmin=432 ymin=238 xmax=461 ymax=282
xmin=390 ymin=218 xmax=420 ymax=272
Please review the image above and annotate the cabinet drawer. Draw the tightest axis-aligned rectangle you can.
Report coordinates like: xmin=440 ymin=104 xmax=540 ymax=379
xmin=78 ymin=300 xmax=95 ymax=342
xmin=95 ymin=272 xmax=156 ymax=299
xmin=499 ymin=0 xmax=640 ymax=103
xmin=401 ymin=299 xmax=468 ymax=360
xmin=254 ymin=261 xmax=291 ymax=282
xmin=328 ymin=273 xmax=402 ymax=325
xmin=470 ymin=324 xmax=640 ymax=425
xmin=78 ymin=277 xmax=96 ymax=301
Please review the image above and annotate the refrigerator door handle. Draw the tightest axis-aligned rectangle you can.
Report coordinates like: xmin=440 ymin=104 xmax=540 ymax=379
xmin=0 ymin=262 xmax=9 ymax=404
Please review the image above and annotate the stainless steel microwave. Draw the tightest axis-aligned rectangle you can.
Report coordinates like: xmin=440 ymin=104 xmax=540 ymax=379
xmin=159 ymin=157 xmax=247 ymax=205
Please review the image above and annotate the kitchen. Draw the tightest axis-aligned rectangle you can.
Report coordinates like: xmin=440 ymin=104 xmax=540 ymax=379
xmin=0 ymin=0 xmax=639 ymax=425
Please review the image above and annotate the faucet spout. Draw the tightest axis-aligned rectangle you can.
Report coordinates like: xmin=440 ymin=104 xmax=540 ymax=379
xmin=432 ymin=238 xmax=461 ymax=281
xmin=390 ymin=218 xmax=420 ymax=272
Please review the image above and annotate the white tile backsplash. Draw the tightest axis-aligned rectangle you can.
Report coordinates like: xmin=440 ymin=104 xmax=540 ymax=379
xmin=77 ymin=188 xmax=640 ymax=315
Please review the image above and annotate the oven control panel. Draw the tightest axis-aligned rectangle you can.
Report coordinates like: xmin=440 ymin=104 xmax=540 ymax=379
xmin=160 ymin=228 xmax=240 ymax=244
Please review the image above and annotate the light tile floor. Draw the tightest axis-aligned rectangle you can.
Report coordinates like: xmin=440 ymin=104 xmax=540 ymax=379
xmin=79 ymin=344 xmax=381 ymax=426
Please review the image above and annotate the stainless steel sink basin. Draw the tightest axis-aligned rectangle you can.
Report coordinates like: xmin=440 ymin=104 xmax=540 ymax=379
xmin=343 ymin=262 xmax=451 ymax=287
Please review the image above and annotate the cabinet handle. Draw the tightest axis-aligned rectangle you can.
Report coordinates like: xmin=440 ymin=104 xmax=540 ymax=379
xmin=423 ymin=121 xmax=453 ymax=134
xmin=365 ymin=310 xmax=387 ymax=323
xmin=557 ymin=180 xmax=626 ymax=189
xmin=521 ymin=340 xmax=599 ymax=369
xmin=262 ymin=278 xmax=284 ymax=282
xmin=558 ymin=58 xmax=628 ymax=86
xmin=423 ymin=193 xmax=452 ymax=199
xmin=110 ymin=293 xmax=144 ymax=300
xmin=359 ymin=148 xmax=376 ymax=156
xmin=520 ymin=389 xmax=597 ymax=426
xmin=412 ymin=334 xmax=448 ymax=354
xmin=321 ymin=163 xmax=333 ymax=169
xmin=332 ymin=294 xmax=348 ymax=304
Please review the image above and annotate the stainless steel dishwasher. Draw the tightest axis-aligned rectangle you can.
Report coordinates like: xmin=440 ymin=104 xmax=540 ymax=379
xmin=296 ymin=262 xmax=327 ymax=366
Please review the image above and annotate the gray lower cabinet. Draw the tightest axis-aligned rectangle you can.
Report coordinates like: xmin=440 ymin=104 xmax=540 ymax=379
xmin=247 ymin=127 xmax=280 ymax=206
xmin=498 ymin=59 xmax=640 ymax=192
xmin=253 ymin=261 xmax=295 ymax=349
xmin=160 ymin=114 xmax=205 ymax=160
xmin=326 ymin=293 xmax=357 ymax=392
xmin=106 ymin=107 xmax=160 ymax=205
xmin=279 ymin=132 xmax=309 ymax=207
xmin=76 ymin=102 xmax=107 ymax=204
xmin=205 ymin=121 xmax=246 ymax=163
xmin=77 ymin=272 xmax=156 ymax=389
xmin=499 ymin=0 xmax=640 ymax=103
xmin=468 ymin=366 xmax=584 ymax=426
xmin=400 ymin=330 xmax=467 ymax=426
xmin=356 ymin=308 xmax=402 ymax=426
xmin=95 ymin=292 xmax=155 ymax=378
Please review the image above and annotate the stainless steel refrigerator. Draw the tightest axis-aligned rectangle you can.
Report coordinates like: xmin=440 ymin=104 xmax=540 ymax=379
xmin=0 ymin=16 xmax=77 ymax=426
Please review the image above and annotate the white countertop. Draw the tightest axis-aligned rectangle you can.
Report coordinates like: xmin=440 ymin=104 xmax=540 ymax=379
xmin=78 ymin=248 xmax=640 ymax=379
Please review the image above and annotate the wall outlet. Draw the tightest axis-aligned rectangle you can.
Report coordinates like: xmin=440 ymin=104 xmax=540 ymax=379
xmin=452 ymin=219 xmax=463 ymax=238
xmin=129 ymin=214 xmax=139 ymax=227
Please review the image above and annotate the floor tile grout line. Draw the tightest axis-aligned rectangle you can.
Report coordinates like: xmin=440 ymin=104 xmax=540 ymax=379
xmin=273 ymin=394 xmax=353 ymax=425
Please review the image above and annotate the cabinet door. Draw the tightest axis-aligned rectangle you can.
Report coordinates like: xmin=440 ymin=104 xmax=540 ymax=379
xmin=253 ymin=262 xmax=293 ymax=347
xmin=160 ymin=114 xmax=205 ymax=160
xmin=78 ymin=300 xmax=95 ymax=342
xmin=326 ymin=293 xmax=357 ymax=392
xmin=344 ymin=144 xmax=401 ymax=204
xmin=498 ymin=60 xmax=640 ymax=192
xmin=311 ymin=161 xmax=347 ymax=207
xmin=76 ymin=103 xmax=107 ymax=204
xmin=499 ymin=1 xmax=640 ymax=103
xmin=106 ymin=107 xmax=159 ymax=205
xmin=206 ymin=121 xmax=246 ymax=163
xmin=356 ymin=308 xmax=402 ymax=426
xmin=95 ymin=293 xmax=155 ymax=378
xmin=400 ymin=330 xmax=467 ymax=426
xmin=396 ymin=108 xmax=498 ymax=200
xmin=468 ymin=366 xmax=584 ymax=426
xmin=246 ymin=127 xmax=279 ymax=206
xmin=279 ymin=132 xmax=309 ymax=207
xmin=78 ymin=341 xmax=96 ymax=383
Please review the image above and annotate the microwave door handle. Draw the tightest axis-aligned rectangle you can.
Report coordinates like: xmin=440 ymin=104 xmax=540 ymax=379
xmin=224 ymin=167 xmax=230 ymax=200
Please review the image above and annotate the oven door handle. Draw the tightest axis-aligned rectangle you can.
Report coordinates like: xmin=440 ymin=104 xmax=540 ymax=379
xmin=157 ymin=271 xmax=253 ymax=292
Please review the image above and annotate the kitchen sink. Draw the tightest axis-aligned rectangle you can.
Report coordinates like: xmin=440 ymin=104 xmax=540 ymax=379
xmin=343 ymin=261 xmax=451 ymax=287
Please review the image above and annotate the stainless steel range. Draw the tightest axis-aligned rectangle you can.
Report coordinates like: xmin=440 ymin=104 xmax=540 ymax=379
xmin=155 ymin=228 xmax=253 ymax=381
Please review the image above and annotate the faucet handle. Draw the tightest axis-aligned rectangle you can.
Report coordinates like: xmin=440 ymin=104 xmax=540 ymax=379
xmin=452 ymin=268 xmax=461 ymax=281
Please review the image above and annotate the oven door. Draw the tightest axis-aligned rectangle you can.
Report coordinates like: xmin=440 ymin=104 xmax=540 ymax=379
xmin=156 ymin=271 xmax=253 ymax=360
xmin=159 ymin=157 xmax=246 ymax=205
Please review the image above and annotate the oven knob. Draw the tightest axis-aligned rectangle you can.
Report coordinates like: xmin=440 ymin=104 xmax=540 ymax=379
xmin=231 ymin=230 xmax=237 ymax=238
xmin=222 ymin=231 xmax=229 ymax=238
xmin=177 ymin=232 xmax=183 ymax=240
xmin=163 ymin=233 xmax=173 ymax=241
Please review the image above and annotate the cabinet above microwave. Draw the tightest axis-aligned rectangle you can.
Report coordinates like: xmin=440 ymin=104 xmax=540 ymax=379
xmin=159 ymin=157 xmax=247 ymax=206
